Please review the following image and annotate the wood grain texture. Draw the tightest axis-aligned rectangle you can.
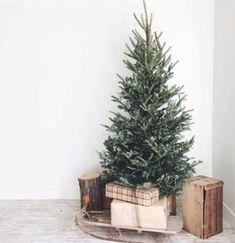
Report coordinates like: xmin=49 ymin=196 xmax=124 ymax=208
xmin=204 ymin=185 xmax=223 ymax=238
xmin=78 ymin=172 xmax=102 ymax=211
xmin=182 ymin=179 xmax=204 ymax=237
xmin=168 ymin=195 xmax=176 ymax=216
xmin=79 ymin=214 xmax=182 ymax=234
xmin=0 ymin=199 xmax=234 ymax=243
xmin=183 ymin=176 xmax=224 ymax=239
xmin=101 ymin=187 xmax=112 ymax=210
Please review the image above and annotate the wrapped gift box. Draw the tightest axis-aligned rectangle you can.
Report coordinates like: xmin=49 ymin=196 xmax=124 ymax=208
xmin=111 ymin=197 xmax=168 ymax=229
xmin=106 ymin=182 xmax=159 ymax=206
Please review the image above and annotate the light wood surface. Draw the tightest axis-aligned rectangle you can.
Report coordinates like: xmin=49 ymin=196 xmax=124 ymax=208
xmin=79 ymin=215 xmax=182 ymax=234
xmin=79 ymin=172 xmax=100 ymax=180
xmin=0 ymin=199 xmax=234 ymax=243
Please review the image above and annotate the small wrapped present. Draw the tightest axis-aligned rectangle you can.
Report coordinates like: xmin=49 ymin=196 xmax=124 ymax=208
xmin=111 ymin=197 xmax=168 ymax=229
xmin=106 ymin=182 xmax=159 ymax=206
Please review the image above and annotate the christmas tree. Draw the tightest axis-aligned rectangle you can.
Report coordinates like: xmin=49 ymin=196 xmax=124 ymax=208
xmin=99 ymin=1 xmax=199 ymax=196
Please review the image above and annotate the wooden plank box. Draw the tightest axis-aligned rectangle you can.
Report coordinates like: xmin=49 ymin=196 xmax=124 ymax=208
xmin=183 ymin=176 xmax=223 ymax=239
xmin=111 ymin=197 xmax=168 ymax=229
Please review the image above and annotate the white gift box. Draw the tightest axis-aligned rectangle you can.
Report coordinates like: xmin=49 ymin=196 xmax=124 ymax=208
xmin=111 ymin=197 xmax=168 ymax=229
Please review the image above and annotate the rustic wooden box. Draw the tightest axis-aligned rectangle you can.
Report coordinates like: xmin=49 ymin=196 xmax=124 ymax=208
xmin=183 ymin=176 xmax=223 ymax=239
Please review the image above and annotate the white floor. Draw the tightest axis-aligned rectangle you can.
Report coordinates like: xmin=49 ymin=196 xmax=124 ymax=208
xmin=0 ymin=200 xmax=234 ymax=243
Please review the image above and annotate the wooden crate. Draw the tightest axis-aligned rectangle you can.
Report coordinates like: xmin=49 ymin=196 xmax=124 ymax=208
xmin=183 ymin=176 xmax=223 ymax=239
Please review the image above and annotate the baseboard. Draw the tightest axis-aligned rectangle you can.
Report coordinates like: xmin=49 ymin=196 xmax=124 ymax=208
xmin=223 ymin=202 xmax=235 ymax=230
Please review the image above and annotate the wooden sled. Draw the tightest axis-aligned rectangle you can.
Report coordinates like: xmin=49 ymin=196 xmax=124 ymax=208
xmin=75 ymin=210 xmax=183 ymax=243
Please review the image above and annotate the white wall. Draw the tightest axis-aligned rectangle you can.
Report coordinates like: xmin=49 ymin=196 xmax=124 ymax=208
xmin=214 ymin=0 xmax=235 ymax=228
xmin=0 ymin=0 xmax=214 ymax=199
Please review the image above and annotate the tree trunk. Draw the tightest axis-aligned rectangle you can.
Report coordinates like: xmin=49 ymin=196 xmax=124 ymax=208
xmin=168 ymin=194 xmax=176 ymax=216
xmin=101 ymin=185 xmax=112 ymax=210
xmin=78 ymin=172 xmax=102 ymax=212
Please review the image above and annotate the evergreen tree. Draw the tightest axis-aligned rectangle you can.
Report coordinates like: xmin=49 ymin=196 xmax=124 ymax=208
xmin=99 ymin=1 xmax=200 ymax=196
